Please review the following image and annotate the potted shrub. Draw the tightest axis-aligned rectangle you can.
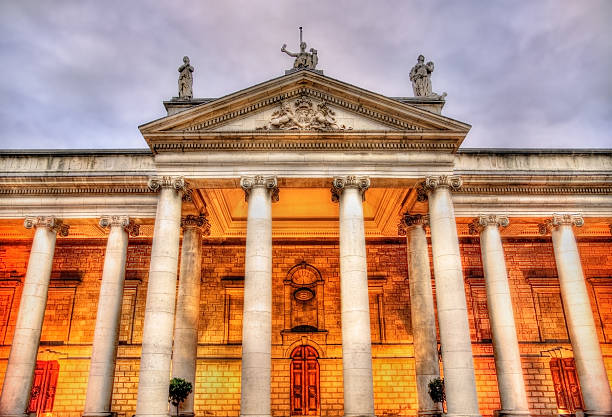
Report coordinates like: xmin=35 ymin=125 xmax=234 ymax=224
xmin=428 ymin=377 xmax=445 ymax=415
xmin=169 ymin=377 xmax=193 ymax=417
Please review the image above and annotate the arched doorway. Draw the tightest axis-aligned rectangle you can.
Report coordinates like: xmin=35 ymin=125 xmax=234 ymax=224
xmin=290 ymin=345 xmax=320 ymax=416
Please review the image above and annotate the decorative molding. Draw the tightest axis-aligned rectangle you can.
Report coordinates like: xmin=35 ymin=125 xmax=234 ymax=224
xmin=331 ymin=176 xmax=370 ymax=202
xmin=240 ymin=176 xmax=279 ymax=203
xmin=539 ymin=213 xmax=584 ymax=235
xmin=0 ymin=185 xmax=153 ymax=196
xmin=397 ymin=213 xmax=429 ymax=236
xmin=181 ymin=214 xmax=211 ymax=236
xmin=416 ymin=175 xmax=462 ymax=201
xmin=149 ymin=138 xmax=458 ymax=153
xmin=456 ymin=184 xmax=612 ymax=196
xmin=24 ymin=216 xmax=69 ymax=236
xmin=99 ymin=215 xmax=140 ymax=237
xmin=147 ymin=176 xmax=188 ymax=193
xmin=468 ymin=214 xmax=510 ymax=235
xmin=184 ymin=87 xmax=423 ymax=132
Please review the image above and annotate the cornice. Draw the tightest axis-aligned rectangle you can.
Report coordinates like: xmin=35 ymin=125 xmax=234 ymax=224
xmin=146 ymin=133 xmax=459 ymax=153
xmin=455 ymin=184 xmax=612 ymax=195
xmin=0 ymin=185 xmax=153 ymax=196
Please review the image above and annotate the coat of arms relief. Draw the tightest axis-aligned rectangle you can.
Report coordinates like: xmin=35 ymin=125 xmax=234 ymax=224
xmin=257 ymin=96 xmax=352 ymax=131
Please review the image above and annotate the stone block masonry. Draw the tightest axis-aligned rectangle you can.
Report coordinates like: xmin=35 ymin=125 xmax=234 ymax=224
xmin=0 ymin=236 xmax=610 ymax=417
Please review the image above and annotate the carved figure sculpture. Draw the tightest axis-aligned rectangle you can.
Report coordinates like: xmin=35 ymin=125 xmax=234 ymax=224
xmin=409 ymin=55 xmax=435 ymax=97
xmin=281 ymin=27 xmax=318 ymax=70
xmin=178 ymin=56 xmax=194 ymax=100
xmin=258 ymin=97 xmax=351 ymax=131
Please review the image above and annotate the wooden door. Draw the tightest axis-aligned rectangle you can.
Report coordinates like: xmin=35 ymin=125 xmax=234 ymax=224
xmin=28 ymin=360 xmax=59 ymax=415
xmin=291 ymin=345 xmax=320 ymax=416
xmin=550 ymin=358 xmax=584 ymax=414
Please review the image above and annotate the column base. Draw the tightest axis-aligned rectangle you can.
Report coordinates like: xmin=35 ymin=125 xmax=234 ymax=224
xmin=418 ymin=411 xmax=442 ymax=417
xmin=82 ymin=413 xmax=116 ymax=417
xmin=583 ymin=411 xmax=612 ymax=417
xmin=493 ymin=411 xmax=531 ymax=417
xmin=0 ymin=413 xmax=29 ymax=417
xmin=343 ymin=414 xmax=376 ymax=417
xmin=239 ymin=415 xmax=271 ymax=417
xmin=443 ymin=414 xmax=481 ymax=417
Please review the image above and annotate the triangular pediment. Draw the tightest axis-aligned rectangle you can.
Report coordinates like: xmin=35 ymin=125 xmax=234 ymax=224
xmin=140 ymin=70 xmax=470 ymax=151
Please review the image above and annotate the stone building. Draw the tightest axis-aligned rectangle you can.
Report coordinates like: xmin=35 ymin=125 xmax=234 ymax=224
xmin=0 ymin=69 xmax=611 ymax=417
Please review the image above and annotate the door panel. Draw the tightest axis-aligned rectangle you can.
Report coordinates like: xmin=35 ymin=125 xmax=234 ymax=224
xmin=550 ymin=358 xmax=584 ymax=414
xmin=28 ymin=360 xmax=59 ymax=416
xmin=291 ymin=346 xmax=320 ymax=416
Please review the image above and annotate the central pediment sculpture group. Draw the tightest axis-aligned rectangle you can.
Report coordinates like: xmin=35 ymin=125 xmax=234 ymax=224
xmin=257 ymin=96 xmax=352 ymax=131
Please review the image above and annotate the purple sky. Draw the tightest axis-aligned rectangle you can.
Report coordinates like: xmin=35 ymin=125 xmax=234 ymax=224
xmin=0 ymin=1 xmax=610 ymax=149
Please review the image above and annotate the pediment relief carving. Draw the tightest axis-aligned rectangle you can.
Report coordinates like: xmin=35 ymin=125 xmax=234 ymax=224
xmin=256 ymin=96 xmax=352 ymax=131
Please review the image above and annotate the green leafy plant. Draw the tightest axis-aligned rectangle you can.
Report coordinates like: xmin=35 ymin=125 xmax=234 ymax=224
xmin=428 ymin=377 xmax=445 ymax=412
xmin=169 ymin=377 xmax=193 ymax=417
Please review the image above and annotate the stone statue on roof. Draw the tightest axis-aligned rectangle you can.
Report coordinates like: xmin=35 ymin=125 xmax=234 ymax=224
xmin=281 ymin=27 xmax=319 ymax=70
xmin=409 ymin=54 xmax=447 ymax=100
xmin=178 ymin=56 xmax=194 ymax=100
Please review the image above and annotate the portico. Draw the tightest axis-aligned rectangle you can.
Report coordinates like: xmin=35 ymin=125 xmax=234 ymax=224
xmin=0 ymin=69 xmax=611 ymax=417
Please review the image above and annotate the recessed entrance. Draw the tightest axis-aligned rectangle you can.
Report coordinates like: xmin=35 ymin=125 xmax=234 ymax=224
xmin=290 ymin=345 xmax=320 ymax=416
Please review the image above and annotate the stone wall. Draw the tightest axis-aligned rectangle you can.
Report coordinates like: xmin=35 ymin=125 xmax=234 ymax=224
xmin=0 ymin=236 xmax=610 ymax=417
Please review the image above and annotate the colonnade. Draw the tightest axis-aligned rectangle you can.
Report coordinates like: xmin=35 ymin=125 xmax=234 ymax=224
xmin=0 ymin=175 xmax=611 ymax=417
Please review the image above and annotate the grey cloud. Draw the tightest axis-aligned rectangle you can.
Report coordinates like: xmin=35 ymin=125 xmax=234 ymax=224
xmin=0 ymin=0 xmax=610 ymax=149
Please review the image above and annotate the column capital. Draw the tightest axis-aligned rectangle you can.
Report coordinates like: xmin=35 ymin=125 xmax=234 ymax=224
xmin=539 ymin=213 xmax=584 ymax=235
xmin=416 ymin=175 xmax=462 ymax=201
xmin=24 ymin=216 xmax=69 ymax=236
xmin=398 ymin=213 xmax=429 ymax=236
xmin=99 ymin=215 xmax=140 ymax=237
xmin=240 ymin=175 xmax=279 ymax=202
xmin=331 ymin=176 xmax=370 ymax=203
xmin=468 ymin=214 xmax=509 ymax=235
xmin=181 ymin=214 xmax=211 ymax=236
xmin=148 ymin=176 xmax=189 ymax=193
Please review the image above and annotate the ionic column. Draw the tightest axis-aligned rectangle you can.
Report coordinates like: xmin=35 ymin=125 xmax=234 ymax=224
xmin=332 ymin=176 xmax=375 ymax=417
xmin=135 ymin=176 xmax=187 ymax=417
xmin=83 ymin=216 xmax=139 ymax=417
xmin=172 ymin=215 xmax=210 ymax=417
xmin=471 ymin=216 xmax=530 ymax=417
xmin=399 ymin=214 xmax=441 ymax=417
xmin=0 ymin=216 xmax=69 ymax=417
xmin=239 ymin=176 xmax=278 ymax=417
xmin=547 ymin=214 xmax=612 ymax=417
xmin=420 ymin=176 xmax=480 ymax=417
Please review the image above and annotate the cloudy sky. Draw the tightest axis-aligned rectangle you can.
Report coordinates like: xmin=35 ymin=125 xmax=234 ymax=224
xmin=0 ymin=1 xmax=610 ymax=149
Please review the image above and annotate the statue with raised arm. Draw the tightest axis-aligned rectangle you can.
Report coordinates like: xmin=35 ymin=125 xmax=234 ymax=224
xmin=281 ymin=27 xmax=318 ymax=70
xmin=178 ymin=56 xmax=194 ymax=100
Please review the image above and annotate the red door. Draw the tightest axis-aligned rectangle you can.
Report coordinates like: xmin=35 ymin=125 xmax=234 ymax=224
xmin=28 ymin=360 xmax=59 ymax=415
xmin=291 ymin=346 xmax=320 ymax=416
xmin=550 ymin=358 xmax=584 ymax=414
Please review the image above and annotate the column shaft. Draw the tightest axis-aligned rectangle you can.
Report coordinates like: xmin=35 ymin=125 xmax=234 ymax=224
xmin=477 ymin=217 xmax=530 ymax=417
xmin=335 ymin=177 xmax=375 ymax=417
xmin=551 ymin=217 xmax=612 ymax=417
xmin=404 ymin=216 xmax=441 ymax=416
xmin=239 ymin=176 xmax=276 ymax=417
xmin=0 ymin=217 xmax=67 ymax=417
xmin=136 ymin=182 xmax=184 ymax=417
xmin=172 ymin=216 xmax=206 ymax=417
xmin=426 ymin=178 xmax=480 ymax=417
xmin=83 ymin=217 xmax=134 ymax=417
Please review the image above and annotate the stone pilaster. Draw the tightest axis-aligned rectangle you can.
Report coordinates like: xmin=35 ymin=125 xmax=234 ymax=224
xmin=471 ymin=215 xmax=530 ymax=417
xmin=135 ymin=176 xmax=187 ymax=417
xmin=239 ymin=176 xmax=278 ymax=417
xmin=547 ymin=214 xmax=612 ymax=417
xmin=172 ymin=214 xmax=210 ymax=417
xmin=399 ymin=214 xmax=441 ymax=417
xmin=421 ymin=176 xmax=481 ymax=417
xmin=0 ymin=216 xmax=69 ymax=417
xmin=332 ymin=176 xmax=375 ymax=417
xmin=83 ymin=216 xmax=138 ymax=417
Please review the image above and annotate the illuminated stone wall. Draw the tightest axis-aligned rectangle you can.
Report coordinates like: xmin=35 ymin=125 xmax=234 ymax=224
xmin=0 ymin=237 xmax=610 ymax=417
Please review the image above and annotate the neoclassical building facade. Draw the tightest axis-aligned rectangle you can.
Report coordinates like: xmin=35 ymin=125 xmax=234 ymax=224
xmin=0 ymin=70 xmax=611 ymax=417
